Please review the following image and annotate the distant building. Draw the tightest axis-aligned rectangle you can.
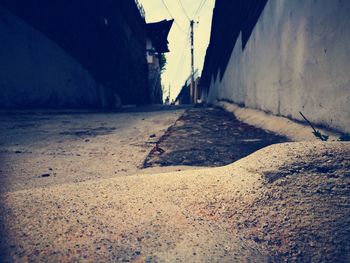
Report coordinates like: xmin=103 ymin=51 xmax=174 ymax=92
xmin=175 ymin=70 xmax=201 ymax=105
xmin=146 ymin=19 xmax=174 ymax=104
xmin=0 ymin=0 xmax=172 ymax=108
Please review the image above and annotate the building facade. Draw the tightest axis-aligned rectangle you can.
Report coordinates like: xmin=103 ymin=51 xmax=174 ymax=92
xmin=0 ymin=0 xmax=172 ymax=108
xmin=146 ymin=19 xmax=173 ymax=104
xmin=175 ymin=70 xmax=201 ymax=105
xmin=201 ymin=0 xmax=350 ymax=133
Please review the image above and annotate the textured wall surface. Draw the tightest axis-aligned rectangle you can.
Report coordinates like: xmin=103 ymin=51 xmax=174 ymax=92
xmin=0 ymin=6 xmax=121 ymax=108
xmin=205 ymin=0 xmax=350 ymax=133
xmin=0 ymin=0 xmax=150 ymax=108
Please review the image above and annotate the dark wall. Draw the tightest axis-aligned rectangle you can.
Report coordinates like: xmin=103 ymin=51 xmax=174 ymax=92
xmin=201 ymin=0 xmax=267 ymax=94
xmin=176 ymin=85 xmax=191 ymax=105
xmin=1 ymin=0 xmax=150 ymax=105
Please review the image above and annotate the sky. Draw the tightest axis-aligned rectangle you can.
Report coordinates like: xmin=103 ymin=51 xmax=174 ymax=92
xmin=138 ymin=0 xmax=215 ymax=101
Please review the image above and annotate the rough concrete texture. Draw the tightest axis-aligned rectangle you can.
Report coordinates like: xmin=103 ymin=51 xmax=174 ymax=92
xmin=144 ymin=107 xmax=287 ymax=168
xmin=0 ymin=141 xmax=349 ymax=262
xmin=205 ymin=0 xmax=350 ymax=133
xmin=217 ymin=101 xmax=341 ymax=142
xmin=0 ymin=108 xmax=185 ymax=193
xmin=0 ymin=6 xmax=119 ymax=108
xmin=199 ymin=142 xmax=350 ymax=262
xmin=0 ymin=107 xmax=350 ymax=262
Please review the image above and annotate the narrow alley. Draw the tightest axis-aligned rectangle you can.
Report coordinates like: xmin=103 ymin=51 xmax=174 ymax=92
xmin=0 ymin=106 xmax=286 ymax=193
xmin=0 ymin=106 xmax=349 ymax=262
xmin=1 ymin=0 xmax=350 ymax=262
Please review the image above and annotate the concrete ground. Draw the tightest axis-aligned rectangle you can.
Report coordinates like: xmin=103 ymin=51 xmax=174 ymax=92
xmin=144 ymin=107 xmax=287 ymax=168
xmin=0 ymin=107 xmax=187 ymax=193
xmin=0 ymin=106 xmax=349 ymax=262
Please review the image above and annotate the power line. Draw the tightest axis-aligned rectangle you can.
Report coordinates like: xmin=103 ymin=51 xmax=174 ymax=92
xmin=171 ymin=27 xmax=191 ymax=84
xmin=160 ymin=0 xmax=187 ymax=34
xmin=177 ymin=0 xmax=191 ymax=21
xmin=178 ymin=0 xmax=207 ymax=21
xmin=194 ymin=0 xmax=207 ymax=18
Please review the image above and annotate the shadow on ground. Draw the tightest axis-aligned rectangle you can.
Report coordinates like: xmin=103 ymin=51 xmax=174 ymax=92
xmin=143 ymin=107 xmax=288 ymax=168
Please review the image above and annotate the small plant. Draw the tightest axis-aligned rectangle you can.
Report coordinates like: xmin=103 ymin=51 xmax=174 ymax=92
xmin=299 ymin=112 xmax=329 ymax=141
xmin=159 ymin=53 xmax=167 ymax=74
xmin=312 ymin=130 xmax=329 ymax=141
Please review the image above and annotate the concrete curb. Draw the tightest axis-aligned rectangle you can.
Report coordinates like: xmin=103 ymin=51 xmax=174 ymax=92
xmin=216 ymin=101 xmax=341 ymax=142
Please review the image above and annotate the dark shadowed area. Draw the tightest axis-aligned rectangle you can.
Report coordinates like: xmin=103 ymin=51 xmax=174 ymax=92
xmin=143 ymin=107 xmax=288 ymax=168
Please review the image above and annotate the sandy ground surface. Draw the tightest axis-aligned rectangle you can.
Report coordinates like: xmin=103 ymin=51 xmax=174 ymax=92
xmin=1 ymin=142 xmax=349 ymax=262
xmin=0 ymin=107 xmax=188 ymax=193
xmin=0 ymin=107 xmax=349 ymax=262
xmin=216 ymin=101 xmax=342 ymax=142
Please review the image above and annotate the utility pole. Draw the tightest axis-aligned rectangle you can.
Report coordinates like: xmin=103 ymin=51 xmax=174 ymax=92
xmin=190 ymin=20 xmax=195 ymax=104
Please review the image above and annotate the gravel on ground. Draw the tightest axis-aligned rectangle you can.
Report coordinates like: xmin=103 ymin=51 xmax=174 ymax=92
xmin=1 ymin=142 xmax=349 ymax=262
xmin=144 ymin=107 xmax=287 ymax=168
xmin=0 ymin=107 xmax=349 ymax=262
xmin=0 ymin=108 xmax=185 ymax=193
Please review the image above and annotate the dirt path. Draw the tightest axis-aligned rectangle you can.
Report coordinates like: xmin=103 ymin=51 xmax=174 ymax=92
xmin=0 ymin=107 xmax=349 ymax=262
xmin=0 ymin=107 xmax=185 ymax=193
xmin=1 ymin=142 xmax=349 ymax=262
xmin=144 ymin=107 xmax=287 ymax=168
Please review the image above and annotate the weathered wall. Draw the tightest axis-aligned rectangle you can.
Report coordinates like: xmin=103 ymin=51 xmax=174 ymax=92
xmin=205 ymin=0 xmax=350 ymax=133
xmin=0 ymin=6 xmax=121 ymax=108
xmin=0 ymin=0 xmax=150 ymax=107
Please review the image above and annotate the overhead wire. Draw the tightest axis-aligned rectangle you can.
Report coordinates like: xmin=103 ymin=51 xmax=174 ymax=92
xmin=162 ymin=0 xmax=209 ymax=99
xmin=171 ymin=0 xmax=205 ymax=97
xmin=177 ymin=0 xmax=191 ymax=21
xmin=160 ymin=0 xmax=187 ymax=35
xmin=171 ymin=26 xmax=191 ymax=84
xmin=194 ymin=0 xmax=207 ymax=18
xmin=176 ymin=0 xmax=207 ymax=21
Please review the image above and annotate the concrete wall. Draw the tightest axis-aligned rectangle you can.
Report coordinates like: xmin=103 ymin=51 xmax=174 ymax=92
xmin=0 ymin=6 xmax=120 ymax=108
xmin=206 ymin=0 xmax=350 ymax=133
